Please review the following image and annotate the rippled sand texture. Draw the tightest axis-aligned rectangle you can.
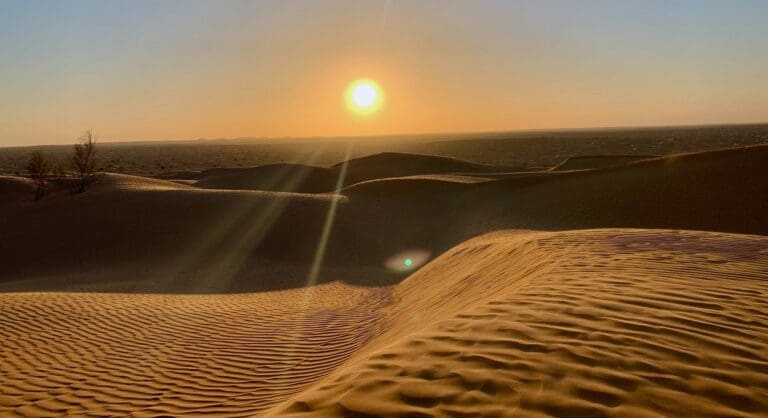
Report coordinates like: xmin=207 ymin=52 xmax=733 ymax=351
xmin=2 ymin=229 xmax=767 ymax=417
xmin=267 ymin=229 xmax=768 ymax=418
xmin=0 ymin=283 xmax=391 ymax=417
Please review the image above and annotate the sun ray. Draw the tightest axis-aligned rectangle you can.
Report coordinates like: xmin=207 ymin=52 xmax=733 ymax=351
xmin=154 ymin=149 xmax=326 ymax=292
xmin=305 ymin=143 xmax=353 ymax=288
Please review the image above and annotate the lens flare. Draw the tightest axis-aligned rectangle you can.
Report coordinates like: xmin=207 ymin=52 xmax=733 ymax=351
xmin=345 ymin=78 xmax=383 ymax=115
xmin=385 ymin=249 xmax=430 ymax=273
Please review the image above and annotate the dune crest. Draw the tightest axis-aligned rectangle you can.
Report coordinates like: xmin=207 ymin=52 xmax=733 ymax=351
xmin=550 ymin=155 xmax=659 ymax=171
xmin=266 ymin=229 xmax=768 ymax=417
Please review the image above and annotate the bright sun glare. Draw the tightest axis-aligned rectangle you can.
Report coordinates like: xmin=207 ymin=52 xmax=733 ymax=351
xmin=345 ymin=78 xmax=383 ymax=115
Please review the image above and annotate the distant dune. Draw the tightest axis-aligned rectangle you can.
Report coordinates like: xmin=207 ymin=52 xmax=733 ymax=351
xmin=338 ymin=152 xmax=516 ymax=183
xmin=194 ymin=163 xmax=339 ymax=193
xmin=3 ymin=123 xmax=766 ymax=176
xmin=341 ymin=175 xmax=481 ymax=197
xmin=2 ymin=142 xmax=768 ymax=417
xmin=550 ymin=154 xmax=659 ymax=171
xmin=190 ymin=152 xmax=512 ymax=193
xmin=461 ymin=144 xmax=768 ymax=237
xmin=1 ymin=145 xmax=767 ymax=292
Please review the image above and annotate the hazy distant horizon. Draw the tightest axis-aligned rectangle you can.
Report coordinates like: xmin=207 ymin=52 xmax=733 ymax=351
xmin=1 ymin=120 xmax=767 ymax=149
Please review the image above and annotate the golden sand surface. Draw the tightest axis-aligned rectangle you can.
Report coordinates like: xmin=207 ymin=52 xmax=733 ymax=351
xmin=266 ymin=230 xmax=768 ymax=418
xmin=1 ymin=230 xmax=767 ymax=417
xmin=0 ymin=284 xmax=391 ymax=417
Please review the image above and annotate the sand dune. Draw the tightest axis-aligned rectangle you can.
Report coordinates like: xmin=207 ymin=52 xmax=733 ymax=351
xmin=0 ymin=173 xmax=341 ymax=292
xmin=185 ymin=152 xmax=512 ymax=193
xmin=3 ymin=124 xmax=767 ymax=176
xmin=551 ymin=155 xmax=659 ymax=171
xmin=341 ymin=175 xmax=480 ymax=197
xmin=338 ymin=152 xmax=516 ymax=183
xmin=2 ymin=229 xmax=767 ymax=417
xmin=1 ymin=145 xmax=767 ymax=292
xmin=0 ymin=176 xmax=35 ymax=207
xmin=462 ymin=144 xmax=768 ymax=236
xmin=2 ymin=144 xmax=768 ymax=417
xmin=153 ymin=170 xmax=202 ymax=180
xmin=96 ymin=173 xmax=197 ymax=191
xmin=0 ymin=283 xmax=391 ymax=417
xmin=265 ymin=229 xmax=768 ymax=417
xmin=194 ymin=164 xmax=340 ymax=193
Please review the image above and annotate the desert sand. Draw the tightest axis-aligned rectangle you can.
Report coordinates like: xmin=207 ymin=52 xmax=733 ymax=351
xmin=2 ymin=140 xmax=768 ymax=417
xmin=268 ymin=229 xmax=768 ymax=418
xmin=0 ymin=284 xmax=392 ymax=417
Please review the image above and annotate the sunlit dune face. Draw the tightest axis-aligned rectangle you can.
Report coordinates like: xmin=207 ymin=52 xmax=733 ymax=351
xmin=345 ymin=78 xmax=383 ymax=116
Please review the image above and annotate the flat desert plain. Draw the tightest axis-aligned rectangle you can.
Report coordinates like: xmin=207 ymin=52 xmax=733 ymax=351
xmin=1 ymin=128 xmax=768 ymax=417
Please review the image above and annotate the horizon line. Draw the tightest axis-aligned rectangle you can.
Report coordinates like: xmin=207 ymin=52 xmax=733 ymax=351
xmin=3 ymin=120 xmax=768 ymax=149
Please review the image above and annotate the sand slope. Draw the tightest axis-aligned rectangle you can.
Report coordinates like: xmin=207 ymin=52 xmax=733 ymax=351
xmin=1 ymin=145 xmax=767 ymax=293
xmin=0 ymin=173 xmax=341 ymax=292
xmin=550 ymin=155 xmax=659 ymax=171
xmin=461 ymin=144 xmax=768 ymax=236
xmin=0 ymin=283 xmax=391 ymax=417
xmin=0 ymin=176 xmax=35 ymax=207
xmin=339 ymin=152 xmax=515 ymax=184
xmin=265 ymin=229 xmax=768 ymax=417
xmin=188 ymin=152 xmax=513 ymax=193
xmin=2 ymin=229 xmax=767 ymax=417
xmin=194 ymin=164 xmax=340 ymax=193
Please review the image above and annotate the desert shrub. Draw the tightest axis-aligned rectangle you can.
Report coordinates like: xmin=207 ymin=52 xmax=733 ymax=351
xmin=73 ymin=130 xmax=98 ymax=193
xmin=26 ymin=151 xmax=52 ymax=200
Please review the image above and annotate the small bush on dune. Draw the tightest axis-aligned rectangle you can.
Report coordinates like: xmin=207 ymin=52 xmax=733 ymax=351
xmin=26 ymin=151 xmax=52 ymax=200
xmin=73 ymin=130 xmax=98 ymax=193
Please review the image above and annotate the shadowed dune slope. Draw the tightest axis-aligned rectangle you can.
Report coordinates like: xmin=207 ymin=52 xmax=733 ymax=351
xmin=194 ymin=163 xmax=340 ymax=193
xmin=189 ymin=152 xmax=514 ymax=193
xmin=457 ymin=144 xmax=768 ymax=237
xmin=550 ymin=154 xmax=659 ymax=171
xmin=265 ymin=229 xmax=768 ymax=418
xmin=0 ymin=176 xmax=35 ymax=207
xmin=1 ymin=145 xmax=767 ymax=292
xmin=338 ymin=152 xmax=518 ymax=184
xmin=341 ymin=176 xmax=479 ymax=197
xmin=0 ymin=173 xmax=341 ymax=292
xmin=154 ymin=170 xmax=202 ymax=180
xmin=326 ymin=144 xmax=768 ymax=275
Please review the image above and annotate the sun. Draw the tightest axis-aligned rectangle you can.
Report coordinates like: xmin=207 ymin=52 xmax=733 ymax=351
xmin=345 ymin=78 xmax=383 ymax=115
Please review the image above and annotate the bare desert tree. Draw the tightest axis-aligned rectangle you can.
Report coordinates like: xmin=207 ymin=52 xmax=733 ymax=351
xmin=73 ymin=130 xmax=98 ymax=193
xmin=26 ymin=151 xmax=52 ymax=200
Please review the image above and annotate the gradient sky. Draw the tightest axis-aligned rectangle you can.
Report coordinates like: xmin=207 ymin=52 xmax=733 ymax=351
xmin=1 ymin=0 xmax=767 ymax=146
